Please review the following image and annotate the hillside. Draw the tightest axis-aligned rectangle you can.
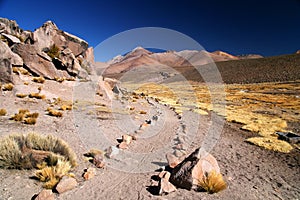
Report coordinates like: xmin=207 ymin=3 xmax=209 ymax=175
xmin=170 ymin=53 xmax=300 ymax=84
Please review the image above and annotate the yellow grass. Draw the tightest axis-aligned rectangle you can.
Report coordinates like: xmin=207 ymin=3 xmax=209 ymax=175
xmin=48 ymin=108 xmax=63 ymax=117
xmin=16 ymin=93 xmax=28 ymax=98
xmin=2 ymin=83 xmax=14 ymax=91
xmin=29 ymin=93 xmax=46 ymax=99
xmin=197 ymin=170 xmax=227 ymax=194
xmin=0 ymin=108 xmax=7 ymax=116
xmin=131 ymin=81 xmax=300 ymax=152
xmin=10 ymin=109 xmax=39 ymax=124
xmin=35 ymin=159 xmax=72 ymax=189
xmin=32 ymin=76 xmax=45 ymax=83
xmin=246 ymin=137 xmax=293 ymax=153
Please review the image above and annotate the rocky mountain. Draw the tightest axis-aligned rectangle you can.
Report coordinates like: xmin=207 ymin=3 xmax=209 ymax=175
xmin=0 ymin=18 xmax=94 ymax=83
xmin=104 ymin=47 xmax=263 ymax=75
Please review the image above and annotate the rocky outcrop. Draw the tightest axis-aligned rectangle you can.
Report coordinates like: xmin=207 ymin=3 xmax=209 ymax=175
xmin=0 ymin=18 xmax=22 ymax=35
xmin=0 ymin=40 xmax=23 ymax=83
xmin=0 ymin=17 xmax=94 ymax=80
xmin=0 ymin=59 xmax=13 ymax=83
xmin=33 ymin=21 xmax=88 ymax=57
xmin=12 ymin=43 xmax=63 ymax=79
xmin=296 ymin=50 xmax=300 ymax=54
xmin=0 ymin=40 xmax=23 ymax=66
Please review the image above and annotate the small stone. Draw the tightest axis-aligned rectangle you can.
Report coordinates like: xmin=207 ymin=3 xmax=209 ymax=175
xmin=174 ymin=149 xmax=183 ymax=157
xmin=122 ymin=134 xmax=133 ymax=145
xmin=106 ymin=146 xmax=120 ymax=158
xmin=93 ymin=154 xmax=105 ymax=168
xmin=166 ymin=153 xmax=180 ymax=168
xmin=118 ymin=141 xmax=129 ymax=149
xmin=83 ymin=167 xmax=96 ymax=180
xmin=158 ymin=171 xmax=167 ymax=179
xmin=34 ymin=189 xmax=55 ymax=200
xmin=159 ymin=178 xmax=177 ymax=195
xmin=55 ymin=176 xmax=77 ymax=194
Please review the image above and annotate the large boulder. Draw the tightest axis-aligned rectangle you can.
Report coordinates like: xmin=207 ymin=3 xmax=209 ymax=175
xmin=169 ymin=148 xmax=220 ymax=190
xmin=0 ymin=58 xmax=13 ymax=83
xmin=12 ymin=43 xmax=60 ymax=79
xmin=33 ymin=21 xmax=88 ymax=56
xmin=0 ymin=18 xmax=22 ymax=35
xmin=0 ymin=40 xmax=23 ymax=66
xmin=54 ymin=48 xmax=82 ymax=75
xmin=1 ymin=33 xmax=21 ymax=46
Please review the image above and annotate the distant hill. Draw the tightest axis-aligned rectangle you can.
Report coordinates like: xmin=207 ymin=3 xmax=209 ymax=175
xmin=172 ymin=53 xmax=300 ymax=84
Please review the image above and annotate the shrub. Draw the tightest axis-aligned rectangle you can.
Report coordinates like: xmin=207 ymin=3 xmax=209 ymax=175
xmin=24 ymin=82 xmax=29 ymax=85
xmin=35 ymin=158 xmax=72 ymax=189
xmin=2 ymin=83 xmax=14 ymax=91
xmin=16 ymin=93 xmax=28 ymax=98
xmin=0 ymin=133 xmax=77 ymax=169
xmin=10 ymin=109 xmax=38 ymax=125
xmin=24 ymin=117 xmax=37 ymax=125
xmin=197 ymin=170 xmax=227 ymax=194
xmin=60 ymin=104 xmax=72 ymax=111
xmin=0 ymin=109 xmax=7 ymax=116
xmin=32 ymin=76 xmax=45 ymax=84
xmin=29 ymin=93 xmax=46 ymax=99
xmin=48 ymin=108 xmax=63 ymax=117
xmin=54 ymin=77 xmax=65 ymax=83
xmin=47 ymin=44 xmax=60 ymax=59
xmin=139 ymin=111 xmax=147 ymax=114
xmin=0 ymin=133 xmax=77 ymax=188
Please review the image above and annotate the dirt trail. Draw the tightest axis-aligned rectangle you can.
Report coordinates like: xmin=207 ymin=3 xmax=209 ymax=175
xmin=0 ymin=75 xmax=299 ymax=199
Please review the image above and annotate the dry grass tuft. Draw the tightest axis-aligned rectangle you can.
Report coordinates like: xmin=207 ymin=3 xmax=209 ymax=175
xmin=0 ymin=133 xmax=77 ymax=169
xmin=48 ymin=108 xmax=63 ymax=117
xmin=29 ymin=93 xmax=46 ymax=99
xmin=24 ymin=117 xmax=37 ymax=125
xmin=246 ymin=137 xmax=293 ymax=153
xmin=197 ymin=170 xmax=227 ymax=194
xmin=12 ymin=67 xmax=29 ymax=75
xmin=54 ymin=77 xmax=65 ymax=83
xmin=32 ymin=76 xmax=45 ymax=84
xmin=10 ymin=109 xmax=39 ymax=124
xmin=60 ymin=104 xmax=72 ymax=111
xmin=0 ymin=108 xmax=7 ymax=116
xmin=23 ymin=82 xmax=29 ymax=85
xmin=2 ymin=83 xmax=14 ymax=91
xmin=35 ymin=159 xmax=72 ymax=189
xmin=139 ymin=110 xmax=147 ymax=114
xmin=16 ymin=93 xmax=28 ymax=98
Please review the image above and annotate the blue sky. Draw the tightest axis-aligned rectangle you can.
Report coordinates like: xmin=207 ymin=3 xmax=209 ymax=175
xmin=1 ymin=0 xmax=300 ymax=61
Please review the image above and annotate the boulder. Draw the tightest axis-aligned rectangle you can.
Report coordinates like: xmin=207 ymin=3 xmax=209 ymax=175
xmin=0 ymin=40 xmax=23 ymax=66
xmin=55 ymin=176 xmax=78 ymax=194
xmin=93 ymin=154 xmax=105 ymax=168
xmin=106 ymin=146 xmax=120 ymax=158
xmin=158 ymin=172 xmax=177 ymax=195
xmin=166 ymin=153 xmax=180 ymax=168
xmin=83 ymin=167 xmax=96 ymax=180
xmin=0 ymin=58 xmax=13 ymax=83
xmin=84 ymin=47 xmax=95 ymax=63
xmin=54 ymin=48 xmax=82 ymax=75
xmin=12 ymin=43 xmax=60 ymax=79
xmin=0 ymin=18 xmax=22 ymax=35
xmin=33 ymin=21 xmax=88 ymax=56
xmin=1 ymin=33 xmax=21 ymax=45
xmin=296 ymin=50 xmax=300 ymax=54
xmin=169 ymin=148 xmax=220 ymax=190
xmin=34 ymin=189 xmax=55 ymax=200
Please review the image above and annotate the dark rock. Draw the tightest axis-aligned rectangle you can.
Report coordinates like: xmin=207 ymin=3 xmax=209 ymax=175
xmin=0 ymin=58 xmax=13 ymax=83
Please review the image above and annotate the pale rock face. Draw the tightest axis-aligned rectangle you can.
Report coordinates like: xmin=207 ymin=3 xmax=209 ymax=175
xmin=33 ymin=21 xmax=58 ymax=51
xmin=0 ymin=18 xmax=22 ymax=35
xmin=0 ymin=40 xmax=23 ymax=66
xmin=12 ymin=43 xmax=59 ymax=79
xmin=1 ymin=33 xmax=21 ymax=45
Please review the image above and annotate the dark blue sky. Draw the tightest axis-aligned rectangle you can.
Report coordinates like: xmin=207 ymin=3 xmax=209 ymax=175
xmin=1 ymin=0 xmax=300 ymax=61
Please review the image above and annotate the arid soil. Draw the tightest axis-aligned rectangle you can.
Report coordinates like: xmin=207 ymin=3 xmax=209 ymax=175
xmin=0 ymin=73 xmax=299 ymax=200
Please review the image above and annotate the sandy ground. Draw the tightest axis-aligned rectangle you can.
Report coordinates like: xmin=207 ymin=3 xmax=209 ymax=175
xmin=0 ymin=74 xmax=299 ymax=200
